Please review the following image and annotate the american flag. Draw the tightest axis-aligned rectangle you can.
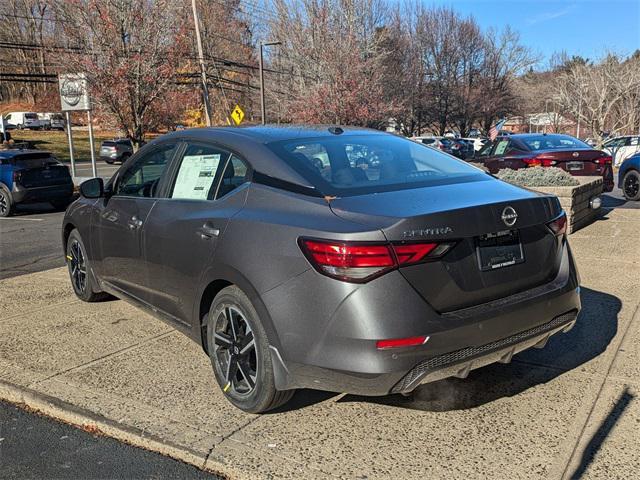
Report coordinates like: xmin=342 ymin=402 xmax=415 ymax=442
xmin=489 ymin=119 xmax=506 ymax=141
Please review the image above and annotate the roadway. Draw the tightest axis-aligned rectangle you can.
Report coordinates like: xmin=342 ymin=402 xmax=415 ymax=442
xmin=0 ymin=400 xmax=219 ymax=480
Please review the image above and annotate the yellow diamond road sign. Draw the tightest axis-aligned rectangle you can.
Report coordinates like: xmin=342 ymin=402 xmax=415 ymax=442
xmin=230 ymin=105 xmax=245 ymax=125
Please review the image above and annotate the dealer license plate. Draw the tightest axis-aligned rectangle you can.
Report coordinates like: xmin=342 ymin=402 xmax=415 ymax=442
xmin=476 ymin=230 xmax=524 ymax=271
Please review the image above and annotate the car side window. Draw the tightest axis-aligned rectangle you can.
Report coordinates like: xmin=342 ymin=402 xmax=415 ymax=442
xmin=114 ymin=143 xmax=177 ymax=198
xmin=477 ymin=141 xmax=493 ymax=157
xmin=216 ymin=155 xmax=250 ymax=199
xmin=170 ymin=144 xmax=230 ymax=200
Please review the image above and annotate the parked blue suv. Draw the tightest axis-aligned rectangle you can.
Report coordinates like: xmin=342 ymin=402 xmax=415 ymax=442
xmin=0 ymin=149 xmax=74 ymax=217
xmin=619 ymin=153 xmax=640 ymax=201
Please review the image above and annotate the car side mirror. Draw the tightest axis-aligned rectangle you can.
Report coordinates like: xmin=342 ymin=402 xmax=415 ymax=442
xmin=80 ymin=177 xmax=104 ymax=198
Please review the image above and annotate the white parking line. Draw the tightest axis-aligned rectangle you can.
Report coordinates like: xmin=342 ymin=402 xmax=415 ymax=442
xmin=0 ymin=217 xmax=43 ymax=221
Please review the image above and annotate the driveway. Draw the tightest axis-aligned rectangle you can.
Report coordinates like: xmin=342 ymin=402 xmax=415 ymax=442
xmin=0 ymin=204 xmax=638 ymax=479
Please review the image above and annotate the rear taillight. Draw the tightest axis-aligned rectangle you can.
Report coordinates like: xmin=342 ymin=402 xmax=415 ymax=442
xmin=547 ymin=212 xmax=567 ymax=236
xmin=593 ymin=156 xmax=612 ymax=165
xmin=523 ymin=156 xmax=557 ymax=167
xmin=299 ymin=238 xmax=454 ymax=283
xmin=376 ymin=335 xmax=429 ymax=350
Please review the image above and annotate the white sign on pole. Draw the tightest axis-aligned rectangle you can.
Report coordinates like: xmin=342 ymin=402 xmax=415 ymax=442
xmin=59 ymin=73 xmax=91 ymax=111
xmin=59 ymin=73 xmax=97 ymax=178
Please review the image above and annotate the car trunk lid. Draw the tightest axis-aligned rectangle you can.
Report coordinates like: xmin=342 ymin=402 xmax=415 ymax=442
xmin=530 ymin=148 xmax=610 ymax=174
xmin=329 ymin=177 xmax=564 ymax=312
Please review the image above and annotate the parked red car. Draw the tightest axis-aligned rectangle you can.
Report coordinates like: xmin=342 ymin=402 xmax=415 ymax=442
xmin=477 ymin=134 xmax=614 ymax=192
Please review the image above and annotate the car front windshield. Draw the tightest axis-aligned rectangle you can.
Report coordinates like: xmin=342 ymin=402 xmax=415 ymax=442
xmin=522 ymin=135 xmax=590 ymax=151
xmin=267 ymin=134 xmax=485 ymax=196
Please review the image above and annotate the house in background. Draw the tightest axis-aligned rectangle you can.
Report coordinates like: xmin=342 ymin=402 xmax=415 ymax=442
xmin=503 ymin=113 xmax=578 ymax=136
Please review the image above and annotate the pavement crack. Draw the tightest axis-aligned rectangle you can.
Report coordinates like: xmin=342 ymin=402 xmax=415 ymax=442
xmin=28 ymin=330 xmax=176 ymax=388
xmin=557 ymin=300 xmax=640 ymax=480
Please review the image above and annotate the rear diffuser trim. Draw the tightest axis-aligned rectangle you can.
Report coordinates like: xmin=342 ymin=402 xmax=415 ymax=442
xmin=391 ymin=309 xmax=578 ymax=393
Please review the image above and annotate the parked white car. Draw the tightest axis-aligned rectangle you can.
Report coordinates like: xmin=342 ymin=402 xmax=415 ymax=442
xmin=603 ymin=136 xmax=640 ymax=167
xmin=461 ymin=137 xmax=489 ymax=152
xmin=410 ymin=136 xmax=446 ymax=150
xmin=39 ymin=112 xmax=65 ymax=130
xmin=4 ymin=112 xmax=43 ymax=130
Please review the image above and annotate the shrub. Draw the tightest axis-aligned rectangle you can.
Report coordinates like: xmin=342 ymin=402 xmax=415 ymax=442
xmin=496 ymin=167 xmax=580 ymax=187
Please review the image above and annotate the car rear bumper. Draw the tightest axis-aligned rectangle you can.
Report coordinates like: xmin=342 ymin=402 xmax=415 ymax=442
xmin=267 ymin=240 xmax=581 ymax=395
xmin=389 ymin=309 xmax=577 ymax=393
xmin=12 ymin=183 xmax=74 ymax=204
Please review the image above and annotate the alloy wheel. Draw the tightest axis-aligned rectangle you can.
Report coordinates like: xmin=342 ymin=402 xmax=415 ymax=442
xmin=0 ymin=192 xmax=7 ymax=215
xmin=69 ymin=239 xmax=87 ymax=294
xmin=623 ymin=173 xmax=639 ymax=199
xmin=213 ymin=306 xmax=258 ymax=396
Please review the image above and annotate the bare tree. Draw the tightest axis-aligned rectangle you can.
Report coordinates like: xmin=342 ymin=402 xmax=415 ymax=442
xmin=0 ymin=0 xmax=59 ymax=104
xmin=54 ymin=0 xmax=191 ymax=147
xmin=267 ymin=0 xmax=395 ymax=127
xmin=477 ymin=27 xmax=536 ymax=133
xmin=554 ymin=54 xmax=640 ymax=145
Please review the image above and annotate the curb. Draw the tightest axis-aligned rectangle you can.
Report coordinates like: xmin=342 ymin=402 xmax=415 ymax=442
xmin=0 ymin=379 xmax=234 ymax=479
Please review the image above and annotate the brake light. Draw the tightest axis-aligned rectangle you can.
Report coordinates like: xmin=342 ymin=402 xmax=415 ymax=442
xmin=547 ymin=212 xmax=567 ymax=236
xmin=593 ymin=156 xmax=612 ymax=165
xmin=523 ymin=156 xmax=557 ymax=167
xmin=376 ymin=335 xmax=429 ymax=350
xmin=299 ymin=239 xmax=453 ymax=283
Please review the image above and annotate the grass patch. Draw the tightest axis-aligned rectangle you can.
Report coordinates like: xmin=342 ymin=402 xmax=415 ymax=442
xmin=8 ymin=129 xmax=115 ymax=163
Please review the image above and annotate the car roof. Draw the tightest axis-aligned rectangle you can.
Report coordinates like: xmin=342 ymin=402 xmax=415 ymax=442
xmin=0 ymin=149 xmax=52 ymax=159
xmin=158 ymin=125 xmax=383 ymax=144
xmin=141 ymin=125 xmax=391 ymax=189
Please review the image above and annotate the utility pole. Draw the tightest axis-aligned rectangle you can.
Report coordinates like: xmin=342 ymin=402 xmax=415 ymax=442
xmin=259 ymin=41 xmax=281 ymax=125
xmin=191 ymin=0 xmax=212 ymax=126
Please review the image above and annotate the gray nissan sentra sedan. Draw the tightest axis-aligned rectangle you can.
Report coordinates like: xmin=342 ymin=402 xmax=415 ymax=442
xmin=62 ymin=126 xmax=581 ymax=413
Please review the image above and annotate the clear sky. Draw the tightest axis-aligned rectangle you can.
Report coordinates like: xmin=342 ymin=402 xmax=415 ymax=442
xmin=429 ymin=0 xmax=640 ymax=67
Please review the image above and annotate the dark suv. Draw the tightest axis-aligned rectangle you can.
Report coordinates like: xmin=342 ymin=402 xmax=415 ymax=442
xmin=0 ymin=149 xmax=73 ymax=216
xmin=99 ymin=139 xmax=134 ymax=164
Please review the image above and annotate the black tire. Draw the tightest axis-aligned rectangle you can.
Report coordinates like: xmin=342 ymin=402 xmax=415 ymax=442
xmin=51 ymin=197 xmax=72 ymax=211
xmin=206 ymin=285 xmax=294 ymax=413
xmin=0 ymin=186 xmax=14 ymax=217
xmin=622 ymin=170 xmax=640 ymax=201
xmin=66 ymin=229 xmax=109 ymax=302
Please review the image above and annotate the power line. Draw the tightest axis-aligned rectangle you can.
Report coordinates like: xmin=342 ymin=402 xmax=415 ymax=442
xmin=1 ymin=12 xmax=253 ymax=49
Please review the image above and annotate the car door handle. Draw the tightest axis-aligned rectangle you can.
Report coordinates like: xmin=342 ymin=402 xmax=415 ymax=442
xmin=127 ymin=215 xmax=143 ymax=230
xmin=198 ymin=222 xmax=220 ymax=239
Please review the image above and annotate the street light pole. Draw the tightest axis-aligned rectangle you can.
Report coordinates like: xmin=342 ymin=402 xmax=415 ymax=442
xmin=259 ymin=41 xmax=281 ymax=125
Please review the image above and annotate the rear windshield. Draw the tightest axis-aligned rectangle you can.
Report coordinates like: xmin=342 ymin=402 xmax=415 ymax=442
xmin=12 ymin=154 xmax=59 ymax=168
xmin=267 ymin=134 xmax=484 ymax=196
xmin=521 ymin=135 xmax=590 ymax=151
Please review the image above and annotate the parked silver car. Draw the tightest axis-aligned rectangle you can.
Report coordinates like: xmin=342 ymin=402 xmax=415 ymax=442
xmin=99 ymin=138 xmax=133 ymax=164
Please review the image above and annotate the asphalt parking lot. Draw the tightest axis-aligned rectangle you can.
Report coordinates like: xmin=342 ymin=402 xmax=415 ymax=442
xmin=0 ymin=188 xmax=638 ymax=479
xmin=0 ymin=400 xmax=220 ymax=480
